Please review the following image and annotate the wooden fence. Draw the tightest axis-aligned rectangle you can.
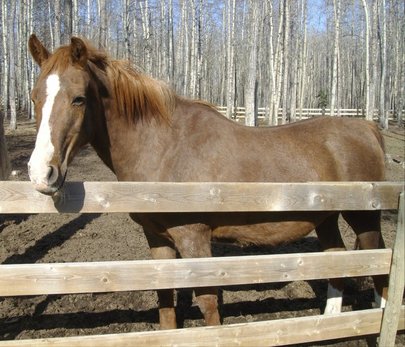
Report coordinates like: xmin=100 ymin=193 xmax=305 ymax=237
xmin=216 ymin=106 xmax=396 ymax=122
xmin=0 ymin=181 xmax=404 ymax=346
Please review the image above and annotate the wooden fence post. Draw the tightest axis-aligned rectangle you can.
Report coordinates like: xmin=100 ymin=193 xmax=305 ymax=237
xmin=379 ymin=192 xmax=404 ymax=345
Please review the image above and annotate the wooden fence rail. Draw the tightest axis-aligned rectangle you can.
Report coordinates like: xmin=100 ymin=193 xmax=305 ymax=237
xmin=0 ymin=250 xmax=393 ymax=296
xmin=0 ymin=181 xmax=403 ymax=213
xmin=0 ymin=181 xmax=403 ymax=346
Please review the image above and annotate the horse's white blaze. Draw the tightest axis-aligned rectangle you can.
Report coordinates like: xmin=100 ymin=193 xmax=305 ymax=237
xmin=28 ymin=74 xmax=60 ymax=186
xmin=324 ymin=283 xmax=343 ymax=314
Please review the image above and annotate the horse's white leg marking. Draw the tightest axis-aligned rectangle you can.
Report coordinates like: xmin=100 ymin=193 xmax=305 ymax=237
xmin=28 ymin=74 xmax=60 ymax=186
xmin=324 ymin=283 xmax=343 ymax=314
xmin=374 ymin=288 xmax=386 ymax=308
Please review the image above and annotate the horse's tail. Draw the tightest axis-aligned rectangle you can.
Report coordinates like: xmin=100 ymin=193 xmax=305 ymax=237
xmin=369 ymin=121 xmax=385 ymax=153
xmin=366 ymin=121 xmax=388 ymax=177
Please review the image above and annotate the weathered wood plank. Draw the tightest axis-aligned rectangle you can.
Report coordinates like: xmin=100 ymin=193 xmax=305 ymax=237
xmin=0 ymin=308 xmax=397 ymax=347
xmin=0 ymin=249 xmax=391 ymax=296
xmin=0 ymin=181 xmax=403 ymax=213
xmin=379 ymin=192 xmax=405 ymax=346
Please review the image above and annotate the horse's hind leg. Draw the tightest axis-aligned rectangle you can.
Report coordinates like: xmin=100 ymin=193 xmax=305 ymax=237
xmin=342 ymin=211 xmax=388 ymax=307
xmin=167 ymin=223 xmax=221 ymax=326
xmin=315 ymin=213 xmax=346 ymax=314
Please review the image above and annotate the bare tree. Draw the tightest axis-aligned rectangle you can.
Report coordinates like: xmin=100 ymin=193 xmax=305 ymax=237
xmin=1 ymin=0 xmax=8 ymax=121
xmin=281 ymin=0 xmax=290 ymax=124
xmin=360 ymin=0 xmax=372 ymax=120
xmin=379 ymin=0 xmax=388 ymax=128
xmin=53 ymin=0 xmax=61 ymax=49
xmin=330 ymin=0 xmax=341 ymax=117
xmin=98 ymin=0 xmax=108 ymax=48
xmin=140 ymin=0 xmax=152 ymax=73
xmin=226 ymin=0 xmax=236 ymax=119
xmin=7 ymin=0 xmax=16 ymax=130
xmin=72 ymin=0 xmax=78 ymax=35
xmin=245 ymin=0 xmax=260 ymax=126
xmin=298 ymin=0 xmax=308 ymax=120
xmin=123 ymin=0 xmax=131 ymax=60
xmin=269 ymin=0 xmax=285 ymax=125
xmin=1 ymin=0 xmax=404 ymax=130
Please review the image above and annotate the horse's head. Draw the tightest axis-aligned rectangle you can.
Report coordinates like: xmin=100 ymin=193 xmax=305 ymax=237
xmin=28 ymin=35 xmax=94 ymax=195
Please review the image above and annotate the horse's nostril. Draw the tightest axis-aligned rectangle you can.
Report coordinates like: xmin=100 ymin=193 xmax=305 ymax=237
xmin=46 ymin=165 xmax=59 ymax=186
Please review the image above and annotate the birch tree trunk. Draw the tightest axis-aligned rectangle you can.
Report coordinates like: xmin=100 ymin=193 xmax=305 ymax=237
xmin=226 ymin=0 xmax=236 ymax=119
xmin=86 ymin=0 xmax=91 ymax=38
xmin=189 ymin=0 xmax=197 ymax=97
xmin=1 ymin=0 xmax=8 ymax=121
xmin=281 ymin=0 xmax=290 ymax=124
xmin=7 ymin=0 xmax=16 ymax=130
xmin=98 ymin=0 xmax=108 ymax=48
xmin=245 ymin=1 xmax=260 ymax=127
xmin=290 ymin=0 xmax=306 ymax=122
xmin=53 ymin=0 xmax=61 ymax=49
xmin=140 ymin=0 xmax=152 ymax=73
xmin=298 ymin=0 xmax=308 ymax=120
xmin=360 ymin=0 xmax=372 ymax=120
xmin=72 ymin=0 xmax=78 ymax=35
xmin=0 ymin=0 xmax=10 ymax=174
xmin=379 ymin=0 xmax=387 ymax=128
xmin=270 ymin=0 xmax=285 ymax=125
xmin=369 ymin=1 xmax=378 ymax=121
xmin=330 ymin=0 xmax=341 ymax=117
xmin=63 ymin=0 xmax=73 ymax=41
xmin=179 ymin=0 xmax=189 ymax=96
xmin=123 ymin=0 xmax=131 ymax=60
xmin=266 ymin=0 xmax=275 ymax=124
xmin=25 ymin=0 xmax=34 ymax=120
xmin=167 ymin=0 xmax=174 ymax=81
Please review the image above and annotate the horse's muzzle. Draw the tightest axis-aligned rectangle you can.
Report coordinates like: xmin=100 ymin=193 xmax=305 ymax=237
xmin=28 ymin=163 xmax=66 ymax=196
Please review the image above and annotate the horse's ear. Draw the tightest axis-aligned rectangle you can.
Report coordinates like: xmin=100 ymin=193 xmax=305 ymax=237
xmin=28 ymin=34 xmax=50 ymax=67
xmin=70 ymin=37 xmax=88 ymax=67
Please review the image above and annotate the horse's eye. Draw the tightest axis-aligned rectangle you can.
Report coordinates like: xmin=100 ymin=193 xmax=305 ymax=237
xmin=72 ymin=96 xmax=86 ymax=106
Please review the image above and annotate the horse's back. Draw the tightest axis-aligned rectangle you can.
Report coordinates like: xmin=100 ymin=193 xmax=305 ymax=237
xmin=175 ymin=107 xmax=385 ymax=183
xmin=277 ymin=117 xmax=385 ymax=181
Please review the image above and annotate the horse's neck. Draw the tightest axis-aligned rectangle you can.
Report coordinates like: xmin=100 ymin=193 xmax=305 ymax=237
xmin=99 ymin=108 xmax=175 ymax=181
xmin=88 ymin=108 xmax=115 ymax=174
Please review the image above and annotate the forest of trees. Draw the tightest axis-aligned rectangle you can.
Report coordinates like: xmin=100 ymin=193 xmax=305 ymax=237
xmin=0 ymin=0 xmax=404 ymax=129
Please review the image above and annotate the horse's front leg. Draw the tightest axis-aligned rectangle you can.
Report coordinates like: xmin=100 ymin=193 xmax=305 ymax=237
xmin=168 ymin=223 xmax=221 ymax=326
xmin=146 ymin=233 xmax=178 ymax=329
xmin=131 ymin=214 xmax=178 ymax=330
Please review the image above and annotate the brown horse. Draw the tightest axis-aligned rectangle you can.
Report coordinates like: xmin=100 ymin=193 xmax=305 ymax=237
xmin=27 ymin=35 xmax=387 ymax=329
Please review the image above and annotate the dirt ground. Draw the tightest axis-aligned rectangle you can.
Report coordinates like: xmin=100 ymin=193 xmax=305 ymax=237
xmin=1 ymin=118 xmax=404 ymax=346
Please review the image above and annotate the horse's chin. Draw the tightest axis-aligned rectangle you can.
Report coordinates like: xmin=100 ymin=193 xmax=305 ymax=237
xmin=34 ymin=183 xmax=61 ymax=196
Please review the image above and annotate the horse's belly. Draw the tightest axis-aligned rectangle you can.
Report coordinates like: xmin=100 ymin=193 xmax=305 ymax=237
xmin=212 ymin=220 xmax=318 ymax=247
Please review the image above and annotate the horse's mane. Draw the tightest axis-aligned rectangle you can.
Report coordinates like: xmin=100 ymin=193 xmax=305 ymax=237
xmin=106 ymin=60 xmax=175 ymax=124
xmin=41 ymin=40 xmax=176 ymax=124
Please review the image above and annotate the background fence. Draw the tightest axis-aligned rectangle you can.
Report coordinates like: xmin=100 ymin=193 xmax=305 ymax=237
xmin=0 ymin=181 xmax=403 ymax=346
xmin=216 ymin=107 xmax=398 ymax=123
